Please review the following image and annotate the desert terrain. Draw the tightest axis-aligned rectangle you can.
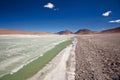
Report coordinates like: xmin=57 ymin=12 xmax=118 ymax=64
xmin=75 ymin=33 xmax=120 ymax=80
xmin=0 ymin=27 xmax=120 ymax=80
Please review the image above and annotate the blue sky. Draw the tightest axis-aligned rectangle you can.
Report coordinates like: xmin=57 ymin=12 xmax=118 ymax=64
xmin=0 ymin=0 xmax=120 ymax=32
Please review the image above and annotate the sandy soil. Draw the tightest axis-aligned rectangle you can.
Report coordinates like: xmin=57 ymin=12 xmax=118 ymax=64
xmin=43 ymin=45 xmax=73 ymax=80
xmin=66 ymin=38 xmax=77 ymax=80
xmin=75 ymin=33 xmax=120 ymax=80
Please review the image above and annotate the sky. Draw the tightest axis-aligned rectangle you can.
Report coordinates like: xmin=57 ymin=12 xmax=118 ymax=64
xmin=0 ymin=0 xmax=120 ymax=32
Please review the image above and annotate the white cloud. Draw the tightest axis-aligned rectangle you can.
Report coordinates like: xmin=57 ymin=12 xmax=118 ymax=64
xmin=109 ymin=19 xmax=120 ymax=23
xmin=44 ymin=3 xmax=55 ymax=9
xmin=102 ymin=11 xmax=112 ymax=16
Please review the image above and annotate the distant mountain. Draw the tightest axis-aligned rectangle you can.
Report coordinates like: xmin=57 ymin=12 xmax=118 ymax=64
xmin=100 ymin=27 xmax=120 ymax=33
xmin=57 ymin=30 xmax=73 ymax=35
xmin=75 ymin=29 xmax=96 ymax=34
xmin=1 ymin=27 xmax=120 ymax=35
xmin=0 ymin=28 xmax=53 ymax=35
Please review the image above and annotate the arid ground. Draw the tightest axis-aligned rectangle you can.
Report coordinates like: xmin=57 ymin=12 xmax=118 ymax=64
xmin=75 ymin=33 xmax=120 ymax=80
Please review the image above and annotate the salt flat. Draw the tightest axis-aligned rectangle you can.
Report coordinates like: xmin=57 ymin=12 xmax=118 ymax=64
xmin=0 ymin=35 xmax=72 ymax=77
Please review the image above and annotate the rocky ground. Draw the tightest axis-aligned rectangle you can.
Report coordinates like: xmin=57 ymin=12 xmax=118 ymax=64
xmin=75 ymin=33 xmax=120 ymax=80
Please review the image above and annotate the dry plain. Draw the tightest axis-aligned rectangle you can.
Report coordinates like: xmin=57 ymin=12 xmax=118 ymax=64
xmin=75 ymin=33 xmax=120 ymax=80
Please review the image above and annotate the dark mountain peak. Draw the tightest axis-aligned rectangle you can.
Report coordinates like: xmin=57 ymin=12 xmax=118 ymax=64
xmin=75 ymin=29 xmax=96 ymax=34
xmin=57 ymin=30 xmax=73 ymax=35
xmin=64 ymin=29 xmax=72 ymax=32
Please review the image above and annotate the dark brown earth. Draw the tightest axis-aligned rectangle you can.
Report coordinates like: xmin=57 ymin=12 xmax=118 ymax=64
xmin=75 ymin=33 xmax=120 ymax=80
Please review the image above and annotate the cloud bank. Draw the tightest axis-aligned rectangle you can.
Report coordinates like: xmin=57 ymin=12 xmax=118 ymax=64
xmin=102 ymin=11 xmax=112 ymax=16
xmin=44 ymin=3 xmax=55 ymax=9
xmin=109 ymin=19 xmax=120 ymax=23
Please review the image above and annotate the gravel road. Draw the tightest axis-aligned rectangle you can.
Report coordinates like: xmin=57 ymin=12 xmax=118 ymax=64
xmin=75 ymin=33 xmax=120 ymax=80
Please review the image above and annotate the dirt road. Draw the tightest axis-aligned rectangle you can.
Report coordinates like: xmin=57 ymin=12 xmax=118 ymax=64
xmin=75 ymin=33 xmax=120 ymax=80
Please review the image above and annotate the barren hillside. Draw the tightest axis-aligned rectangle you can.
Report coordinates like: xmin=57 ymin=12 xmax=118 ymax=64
xmin=0 ymin=28 xmax=52 ymax=35
xmin=100 ymin=27 xmax=120 ymax=33
xmin=75 ymin=33 xmax=120 ymax=80
xmin=57 ymin=30 xmax=73 ymax=35
xmin=75 ymin=29 xmax=96 ymax=34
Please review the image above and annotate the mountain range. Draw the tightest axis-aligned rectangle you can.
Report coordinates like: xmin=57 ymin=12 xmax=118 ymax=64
xmin=0 ymin=27 xmax=120 ymax=35
xmin=56 ymin=27 xmax=120 ymax=35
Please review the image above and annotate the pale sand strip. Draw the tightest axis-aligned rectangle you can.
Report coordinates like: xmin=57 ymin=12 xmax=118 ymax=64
xmin=27 ymin=39 xmax=77 ymax=80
